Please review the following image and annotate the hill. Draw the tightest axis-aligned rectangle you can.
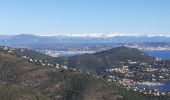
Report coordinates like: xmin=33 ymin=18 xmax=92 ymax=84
xmin=0 ymin=84 xmax=50 ymax=100
xmin=0 ymin=45 xmax=56 ymax=63
xmin=56 ymin=46 xmax=155 ymax=72
xmin=0 ymin=49 xmax=122 ymax=100
xmin=13 ymin=48 xmax=56 ymax=63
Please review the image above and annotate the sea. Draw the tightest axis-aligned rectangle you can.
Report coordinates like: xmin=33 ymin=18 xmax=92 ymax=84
xmin=144 ymin=50 xmax=170 ymax=60
xmin=134 ymin=50 xmax=170 ymax=92
xmin=133 ymin=81 xmax=170 ymax=92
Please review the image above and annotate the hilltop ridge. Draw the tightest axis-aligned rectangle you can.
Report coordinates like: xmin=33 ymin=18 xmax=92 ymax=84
xmin=56 ymin=46 xmax=155 ymax=72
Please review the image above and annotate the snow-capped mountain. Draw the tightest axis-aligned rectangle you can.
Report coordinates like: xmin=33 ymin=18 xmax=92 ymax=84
xmin=34 ymin=33 xmax=170 ymax=38
xmin=0 ymin=34 xmax=170 ymax=48
xmin=35 ymin=33 xmax=141 ymax=38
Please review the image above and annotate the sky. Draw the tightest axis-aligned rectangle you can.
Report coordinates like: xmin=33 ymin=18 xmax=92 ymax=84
xmin=0 ymin=0 xmax=170 ymax=36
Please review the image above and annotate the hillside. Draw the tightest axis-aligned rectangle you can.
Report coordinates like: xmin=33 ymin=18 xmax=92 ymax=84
xmin=0 ymin=46 xmax=167 ymax=100
xmin=56 ymin=46 xmax=155 ymax=72
xmin=0 ymin=46 xmax=56 ymax=63
xmin=94 ymin=46 xmax=154 ymax=61
xmin=0 ymin=84 xmax=50 ymax=100
xmin=0 ymin=50 xmax=122 ymax=100
xmin=13 ymin=48 xmax=56 ymax=63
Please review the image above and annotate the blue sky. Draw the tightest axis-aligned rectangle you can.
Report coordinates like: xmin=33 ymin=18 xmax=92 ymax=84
xmin=0 ymin=0 xmax=170 ymax=36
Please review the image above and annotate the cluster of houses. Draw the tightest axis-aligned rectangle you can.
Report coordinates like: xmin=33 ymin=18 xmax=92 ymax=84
xmin=21 ymin=55 xmax=68 ymax=70
xmin=106 ymin=66 xmax=129 ymax=74
xmin=0 ymin=46 xmax=14 ymax=54
xmin=127 ymin=85 xmax=168 ymax=97
xmin=105 ymin=59 xmax=170 ymax=97
xmin=106 ymin=76 xmax=169 ymax=97
xmin=37 ymin=49 xmax=95 ymax=57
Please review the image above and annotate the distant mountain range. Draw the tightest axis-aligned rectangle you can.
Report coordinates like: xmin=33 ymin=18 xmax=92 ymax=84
xmin=0 ymin=34 xmax=170 ymax=46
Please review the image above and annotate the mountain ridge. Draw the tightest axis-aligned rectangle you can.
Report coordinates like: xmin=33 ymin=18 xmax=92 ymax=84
xmin=1 ymin=33 xmax=170 ymax=38
xmin=1 ymin=34 xmax=170 ymax=47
